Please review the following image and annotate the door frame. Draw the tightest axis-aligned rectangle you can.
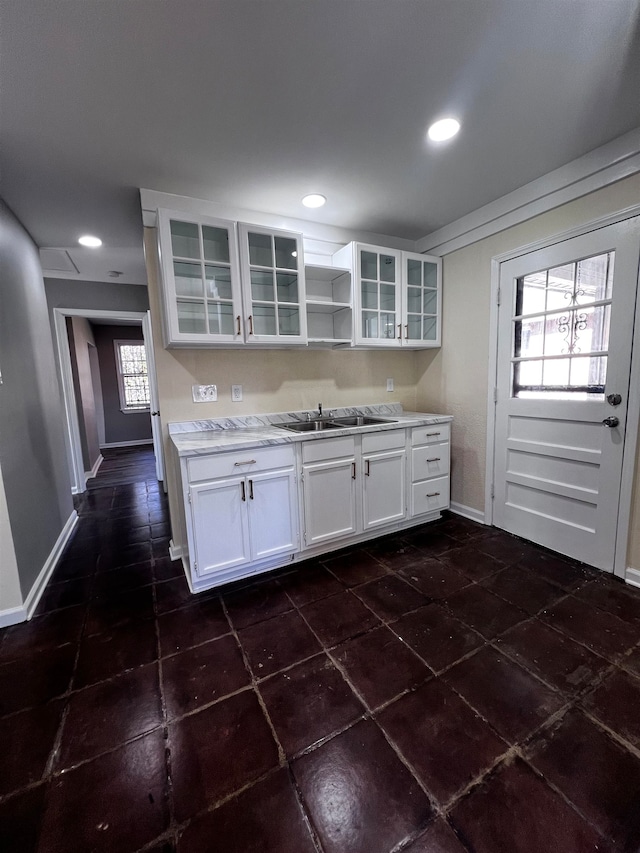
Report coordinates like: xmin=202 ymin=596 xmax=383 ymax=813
xmin=485 ymin=203 xmax=640 ymax=579
xmin=53 ymin=308 xmax=165 ymax=494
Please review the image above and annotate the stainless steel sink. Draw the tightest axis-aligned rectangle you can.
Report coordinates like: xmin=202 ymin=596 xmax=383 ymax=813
xmin=330 ymin=415 xmax=395 ymax=427
xmin=280 ymin=419 xmax=343 ymax=432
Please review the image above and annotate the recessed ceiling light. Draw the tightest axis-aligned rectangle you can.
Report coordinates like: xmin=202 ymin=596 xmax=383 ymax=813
xmin=302 ymin=194 xmax=326 ymax=209
xmin=78 ymin=234 xmax=102 ymax=248
xmin=427 ymin=118 xmax=461 ymax=142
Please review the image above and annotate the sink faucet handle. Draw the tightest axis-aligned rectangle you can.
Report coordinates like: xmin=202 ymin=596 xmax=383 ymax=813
xmin=318 ymin=402 xmax=323 ymax=417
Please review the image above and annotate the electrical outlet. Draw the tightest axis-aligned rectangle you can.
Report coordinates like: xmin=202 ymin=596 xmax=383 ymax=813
xmin=192 ymin=384 xmax=217 ymax=403
xmin=386 ymin=378 xmax=394 ymax=392
xmin=231 ymin=384 xmax=243 ymax=402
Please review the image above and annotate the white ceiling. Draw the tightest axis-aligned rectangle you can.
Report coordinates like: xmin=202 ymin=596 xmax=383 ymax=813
xmin=2 ymin=0 xmax=640 ymax=284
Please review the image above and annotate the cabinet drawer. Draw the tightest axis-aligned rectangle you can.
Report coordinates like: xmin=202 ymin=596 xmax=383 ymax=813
xmin=411 ymin=443 xmax=450 ymax=481
xmin=187 ymin=445 xmax=295 ymax=483
xmin=302 ymin=435 xmax=356 ymax=463
xmin=411 ymin=423 xmax=450 ymax=446
xmin=411 ymin=476 xmax=450 ymax=516
xmin=362 ymin=428 xmax=406 ymax=454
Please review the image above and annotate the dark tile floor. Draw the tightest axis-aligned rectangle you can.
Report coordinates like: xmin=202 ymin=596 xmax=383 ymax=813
xmin=2 ymin=447 xmax=640 ymax=851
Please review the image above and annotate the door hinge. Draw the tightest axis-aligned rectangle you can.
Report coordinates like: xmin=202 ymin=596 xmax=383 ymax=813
xmin=188 ymin=490 xmax=192 ymax=504
xmin=496 ymin=286 xmax=501 ymax=306
xmin=493 ymin=386 xmax=498 ymax=403
xmin=490 ymin=484 xmax=495 ymax=499
xmin=193 ymin=561 xmax=197 ymax=571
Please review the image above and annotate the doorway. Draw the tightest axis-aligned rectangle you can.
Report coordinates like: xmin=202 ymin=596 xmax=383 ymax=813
xmin=491 ymin=217 xmax=640 ymax=574
xmin=54 ymin=309 xmax=164 ymax=495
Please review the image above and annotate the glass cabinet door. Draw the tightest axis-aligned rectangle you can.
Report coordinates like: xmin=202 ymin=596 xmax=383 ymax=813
xmin=239 ymin=224 xmax=307 ymax=344
xmin=402 ymin=252 xmax=442 ymax=348
xmin=158 ymin=210 xmax=243 ymax=346
xmin=355 ymin=245 xmax=402 ymax=346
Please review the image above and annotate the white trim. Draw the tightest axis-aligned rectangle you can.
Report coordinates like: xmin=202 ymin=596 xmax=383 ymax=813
xmin=625 ymin=567 xmax=640 ymax=589
xmin=169 ymin=539 xmax=185 ymax=561
xmin=0 ymin=606 xmax=27 ymax=629
xmin=484 ymin=257 xmax=501 ymax=525
xmin=23 ymin=510 xmax=79 ymax=621
xmin=85 ymin=453 xmax=103 ymax=482
xmin=450 ymin=501 xmax=487 ymax=525
xmin=100 ymin=439 xmax=154 ymax=449
xmin=417 ymin=128 xmax=640 ymax=256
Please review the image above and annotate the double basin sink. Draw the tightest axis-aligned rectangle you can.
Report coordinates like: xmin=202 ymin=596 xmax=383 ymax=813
xmin=280 ymin=415 xmax=395 ymax=433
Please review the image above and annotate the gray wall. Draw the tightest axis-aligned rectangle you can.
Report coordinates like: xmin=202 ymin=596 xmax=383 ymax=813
xmin=92 ymin=324 xmax=152 ymax=445
xmin=45 ymin=278 xmax=149 ymax=315
xmin=67 ymin=317 xmax=101 ymax=470
xmin=0 ymin=200 xmax=73 ymax=598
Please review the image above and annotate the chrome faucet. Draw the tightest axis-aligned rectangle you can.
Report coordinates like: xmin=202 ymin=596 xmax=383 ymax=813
xmin=318 ymin=402 xmax=323 ymax=418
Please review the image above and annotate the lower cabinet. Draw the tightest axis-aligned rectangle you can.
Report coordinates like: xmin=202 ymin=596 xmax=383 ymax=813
xmin=362 ymin=448 xmax=406 ymax=530
xmin=302 ymin=436 xmax=357 ymax=547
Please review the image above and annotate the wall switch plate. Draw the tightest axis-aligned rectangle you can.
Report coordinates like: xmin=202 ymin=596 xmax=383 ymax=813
xmin=386 ymin=378 xmax=394 ymax=392
xmin=192 ymin=384 xmax=217 ymax=403
xmin=231 ymin=384 xmax=243 ymax=402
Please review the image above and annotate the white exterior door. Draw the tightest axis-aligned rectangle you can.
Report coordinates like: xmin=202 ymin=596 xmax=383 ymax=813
xmin=493 ymin=218 xmax=640 ymax=571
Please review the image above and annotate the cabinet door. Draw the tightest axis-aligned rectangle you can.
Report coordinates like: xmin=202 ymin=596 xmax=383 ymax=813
xmin=302 ymin=458 xmax=357 ymax=547
xmin=157 ymin=209 xmax=244 ymax=347
xmin=238 ymin=224 xmax=308 ymax=345
xmin=189 ymin=477 xmax=251 ymax=576
xmin=402 ymin=251 xmax=442 ymax=348
xmin=247 ymin=469 xmax=299 ymax=561
xmin=354 ymin=244 xmax=402 ymax=347
xmin=362 ymin=449 xmax=406 ymax=530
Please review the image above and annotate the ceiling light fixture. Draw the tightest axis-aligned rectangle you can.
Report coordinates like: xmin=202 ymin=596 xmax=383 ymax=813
xmin=302 ymin=193 xmax=326 ymax=209
xmin=78 ymin=234 xmax=102 ymax=247
xmin=427 ymin=118 xmax=461 ymax=142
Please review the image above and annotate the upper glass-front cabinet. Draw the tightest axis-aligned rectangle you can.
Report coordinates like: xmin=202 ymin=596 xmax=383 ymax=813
xmin=238 ymin=224 xmax=307 ymax=345
xmin=354 ymin=244 xmax=403 ymax=347
xmin=403 ymin=251 xmax=442 ymax=348
xmin=157 ymin=209 xmax=244 ymax=347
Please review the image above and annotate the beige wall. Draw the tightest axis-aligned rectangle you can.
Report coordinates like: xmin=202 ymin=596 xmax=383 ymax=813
xmin=144 ymin=228 xmax=420 ymax=546
xmin=415 ymin=172 xmax=640 ymax=567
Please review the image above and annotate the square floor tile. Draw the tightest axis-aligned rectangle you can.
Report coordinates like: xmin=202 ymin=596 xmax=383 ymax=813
xmin=177 ymin=768 xmax=316 ymax=853
xmin=392 ymin=604 xmax=484 ymax=673
xmin=84 ymin=586 xmax=154 ymax=636
xmin=0 ymin=607 xmax=84 ymax=663
xmin=540 ymin=595 xmax=639 ymax=659
xmin=333 ymin=625 xmax=430 ymax=709
xmin=0 ymin=645 xmax=75 ymax=716
xmin=300 ymin=590 xmax=380 ymax=648
xmin=162 ymin=635 xmax=250 ymax=719
xmin=91 ymin=562 xmax=154 ymax=597
xmin=57 ymin=663 xmax=162 ymax=770
xmin=223 ymin=580 xmax=293 ymax=629
xmin=323 ymin=547 xmax=389 ymax=586
xmin=0 ymin=701 xmax=63 ymax=797
xmin=259 ymin=654 xmax=364 ymax=756
xmin=39 ymin=730 xmax=168 ymax=853
xmin=621 ymin=645 xmax=640 ymax=678
xmin=74 ymin=618 xmax=158 ymax=689
xmin=481 ymin=566 xmax=565 ymax=615
xmin=444 ymin=646 xmax=563 ymax=744
xmin=398 ymin=559 xmax=471 ymax=599
xmin=281 ymin=564 xmax=343 ymax=606
xmin=450 ymin=757 xmax=606 ymax=853
xmin=154 ymin=576 xmax=195 ymax=614
xmin=354 ymin=575 xmax=429 ymax=621
xmin=153 ymin=556 xmax=184 ymax=582
xmin=443 ymin=585 xmax=527 ymax=640
xmin=518 ymin=552 xmax=593 ymax=590
xmin=238 ymin=610 xmax=322 ymax=678
xmin=403 ymin=818 xmax=470 ymax=852
xmin=438 ymin=546 xmax=504 ymax=581
xmin=496 ymin=618 xmax=608 ymax=696
xmin=377 ymin=679 xmax=507 ymax=805
xmin=581 ymin=668 xmax=640 ymax=747
xmin=575 ymin=580 xmax=640 ymax=626
xmin=293 ymin=719 xmax=432 ymax=853
xmin=0 ymin=785 xmax=46 ymax=853
xmin=478 ymin=534 xmax=539 ymax=567
xmin=527 ymin=709 xmax=640 ymax=848
xmin=364 ymin=538 xmax=426 ymax=572
xmin=35 ymin=577 xmax=93 ymax=615
xmin=170 ymin=689 xmax=279 ymax=822
xmin=404 ymin=528 xmax=457 ymax=556
xmin=158 ymin=596 xmax=230 ymax=656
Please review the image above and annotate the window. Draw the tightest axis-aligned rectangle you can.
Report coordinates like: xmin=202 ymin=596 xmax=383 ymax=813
xmin=512 ymin=251 xmax=614 ymax=399
xmin=114 ymin=341 xmax=150 ymax=412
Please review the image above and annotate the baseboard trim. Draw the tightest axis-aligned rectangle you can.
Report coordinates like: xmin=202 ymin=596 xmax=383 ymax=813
xmin=0 ymin=605 xmax=27 ymax=629
xmin=169 ymin=540 xmax=185 ymax=561
xmin=84 ymin=454 xmax=103 ymax=482
xmin=450 ymin=501 xmax=487 ymax=524
xmin=24 ymin=510 xmax=79 ymax=621
xmin=100 ymin=439 xmax=153 ymax=449
xmin=625 ymin=567 xmax=640 ymax=589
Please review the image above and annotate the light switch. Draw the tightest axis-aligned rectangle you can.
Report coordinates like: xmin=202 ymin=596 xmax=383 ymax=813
xmin=386 ymin=378 xmax=394 ymax=392
xmin=192 ymin=384 xmax=217 ymax=403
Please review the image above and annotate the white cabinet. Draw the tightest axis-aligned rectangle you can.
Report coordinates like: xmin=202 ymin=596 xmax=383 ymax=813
xmin=410 ymin=423 xmax=450 ymax=517
xmin=238 ymin=224 xmax=308 ymax=345
xmin=302 ymin=437 xmax=357 ymax=546
xmin=305 ymin=264 xmax=353 ymax=346
xmin=361 ymin=431 xmax=406 ymax=530
xmin=184 ymin=446 xmax=298 ymax=584
xmin=157 ymin=209 xmax=244 ymax=347
xmin=332 ymin=243 xmax=442 ymax=349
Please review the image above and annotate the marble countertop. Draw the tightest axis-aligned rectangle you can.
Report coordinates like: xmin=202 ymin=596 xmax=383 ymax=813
xmin=169 ymin=404 xmax=452 ymax=457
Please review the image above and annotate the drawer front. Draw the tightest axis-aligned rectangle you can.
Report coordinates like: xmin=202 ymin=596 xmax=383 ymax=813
xmin=187 ymin=445 xmax=295 ymax=482
xmin=362 ymin=427 xmax=406 ymax=454
xmin=411 ymin=443 xmax=450 ymax=481
xmin=411 ymin=476 xmax=450 ymax=516
xmin=302 ymin=435 xmax=356 ymax=463
xmin=411 ymin=423 xmax=450 ymax=446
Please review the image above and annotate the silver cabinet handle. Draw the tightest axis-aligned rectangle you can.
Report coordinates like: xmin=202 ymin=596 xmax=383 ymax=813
xmin=234 ymin=460 xmax=256 ymax=466
xmin=426 ymin=457 xmax=441 ymax=463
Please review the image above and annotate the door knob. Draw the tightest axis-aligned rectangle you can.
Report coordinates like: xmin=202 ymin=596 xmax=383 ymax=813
xmin=607 ymin=393 xmax=622 ymax=406
xmin=602 ymin=416 xmax=619 ymax=428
